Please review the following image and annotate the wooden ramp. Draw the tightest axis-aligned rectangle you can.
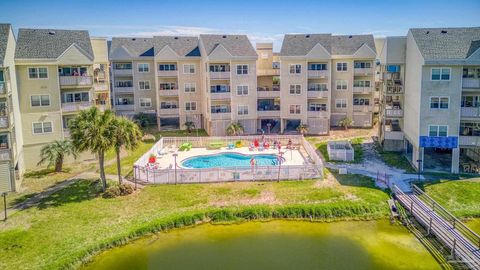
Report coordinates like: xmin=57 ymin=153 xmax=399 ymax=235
xmin=393 ymin=184 xmax=480 ymax=269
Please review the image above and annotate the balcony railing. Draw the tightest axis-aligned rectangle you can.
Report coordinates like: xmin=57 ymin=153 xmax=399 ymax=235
xmin=63 ymin=128 xmax=70 ymax=138
xmin=157 ymin=70 xmax=178 ymax=77
xmin=386 ymin=85 xmax=404 ymax=94
xmin=354 ymin=68 xmax=374 ymax=76
xmin=353 ymin=105 xmax=373 ymax=112
xmin=210 ymin=112 xmax=231 ymax=120
xmin=59 ymin=76 xmax=93 ymax=87
xmin=158 ymin=89 xmax=179 ymax=96
xmin=307 ymin=70 xmax=329 ymax=78
xmin=0 ymin=115 xmax=9 ymax=128
xmin=353 ymin=86 xmax=374 ymax=93
xmin=462 ymin=78 xmax=480 ymax=89
xmin=94 ymin=83 xmax=108 ymax=91
xmin=257 ymin=87 xmax=280 ymax=98
xmin=114 ymin=85 xmax=134 ymax=93
xmin=0 ymin=149 xmax=11 ymax=161
xmin=384 ymin=131 xmax=404 ymax=140
xmin=459 ymin=136 xmax=480 ymax=146
xmin=385 ymin=108 xmax=404 ymax=117
xmin=113 ymin=69 xmax=132 ymax=76
xmin=115 ymin=104 xmax=135 ymax=111
xmin=307 ymin=111 xmax=329 ymax=118
xmin=0 ymin=82 xmax=9 ymax=94
xmin=257 ymin=69 xmax=280 ymax=76
xmin=209 ymin=72 xmax=230 ymax=80
xmin=61 ymin=101 xmax=94 ymax=113
xmin=159 ymin=107 xmax=179 ymax=115
xmin=461 ymin=107 xmax=480 ymax=118
xmin=307 ymin=90 xmax=329 ymax=98
xmin=257 ymin=107 xmax=280 ymax=117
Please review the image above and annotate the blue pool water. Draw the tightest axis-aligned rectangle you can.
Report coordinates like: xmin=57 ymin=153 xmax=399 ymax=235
xmin=181 ymin=152 xmax=281 ymax=169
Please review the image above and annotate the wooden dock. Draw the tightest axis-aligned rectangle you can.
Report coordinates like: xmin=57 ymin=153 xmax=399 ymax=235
xmin=393 ymin=184 xmax=480 ymax=269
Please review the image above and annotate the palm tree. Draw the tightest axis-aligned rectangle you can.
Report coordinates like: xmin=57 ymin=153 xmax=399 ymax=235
xmin=296 ymin=123 xmax=309 ymax=136
xmin=37 ymin=140 xmax=77 ymax=172
xmin=226 ymin=122 xmax=244 ymax=136
xmin=338 ymin=117 xmax=354 ymax=130
xmin=184 ymin=121 xmax=195 ymax=134
xmin=112 ymin=117 xmax=142 ymax=184
xmin=69 ymin=107 xmax=116 ymax=191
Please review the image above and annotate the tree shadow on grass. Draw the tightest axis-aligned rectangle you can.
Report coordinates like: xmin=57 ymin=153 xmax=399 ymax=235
xmin=36 ymin=180 xmax=101 ymax=210
xmin=23 ymin=168 xmax=72 ymax=179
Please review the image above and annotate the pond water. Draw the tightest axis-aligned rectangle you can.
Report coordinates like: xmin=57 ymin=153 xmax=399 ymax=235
xmin=82 ymin=220 xmax=441 ymax=270
xmin=181 ymin=153 xmax=281 ymax=168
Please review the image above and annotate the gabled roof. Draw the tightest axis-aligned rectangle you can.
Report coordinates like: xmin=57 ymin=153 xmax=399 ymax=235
xmin=110 ymin=37 xmax=154 ymax=58
xmin=15 ymin=28 xmax=93 ymax=59
xmin=0 ymin=24 xmax=11 ymax=64
xmin=331 ymin=34 xmax=376 ymax=55
xmin=410 ymin=27 xmax=480 ymax=60
xmin=280 ymin=34 xmax=332 ymax=56
xmin=153 ymin=36 xmax=200 ymax=57
xmin=199 ymin=34 xmax=257 ymax=57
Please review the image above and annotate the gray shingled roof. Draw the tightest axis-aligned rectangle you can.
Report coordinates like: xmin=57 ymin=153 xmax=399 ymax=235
xmin=0 ymin=24 xmax=11 ymax=64
xmin=280 ymin=34 xmax=332 ymax=56
xmin=154 ymin=36 xmax=200 ymax=57
xmin=15 ymin=28 xmax=93 ymax=59
xmin=200 ymin=34 xmax=257 ymax=57
xmin=110 ymin=37 xmax=154 ymax=58
xmin=331 ymin=35 xmax=376 ymax=55
xmin=411 ymin=27 xmax=480 ymax=60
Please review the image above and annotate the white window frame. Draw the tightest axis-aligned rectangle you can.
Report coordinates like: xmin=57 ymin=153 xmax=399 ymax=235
xmin=137 ymin=63 xmax=150 ymax=73
xmin=139 ymin=98 xmax=152 ymax=108
xmin=289 ymin=64 xmax=302 ymax=74
xmin=289 ymin=84 xmax=302 ymax=95
xmin=336 ymin=62 xmax=348 ymax=72
xmin=236 ymin=85 xmax=249 ymax=96
xmin=185 ymin=101 xmax=197 ymax=111
xmin=429 ymin=96 xmax=449 ymax=110
xmin=237 ymin=105 xmax=249 ymax=115
xmin=138 ymin=80 xmax=151 ymax=90
xmin=289 ymin=104 xmax=301 ymax=114
xmin=431 ymin=67 xmax=451 ymax=81
xmin=32 ymin=121 xmax=53 ymax=135
xmin=335 ymin=80 xmax=348 ymax=91
xmin=30 ymin=94 xmax=51 ymax=107
xmin=63 ymin=91 xmax=90 ymax=103
xmin=236 ymin=64 xmax=249 ymax=75
xmin=428 ymin=125 xmax=448 ymax=137
xmin=335 ymin=99 xmax=347 ymax=109
xmin=183 ymin=64 xmax=196 ymax=74
xmin=184 ymin=83 xmax=196 ymax=93
xmin=28 ymin=67 xmax=49 ymax=80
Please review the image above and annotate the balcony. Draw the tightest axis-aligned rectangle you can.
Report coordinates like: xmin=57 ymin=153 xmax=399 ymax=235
xmin=211 ymin=92 xmax=231 ymax=100
xmin=257 ymin=106 xmax=280 ymax=117
xmin=0 ymin=82 xmax=9 ymax=95
xmin=307 ymin=90 xmax=329 ymax=99
xmin=257 ymin=69 xmax=280 ymax=76
xmin=158 ymin=89 xmax=179 ymax=96
xmin=462 ymin=78 xmax=480 ymax=89
xmin=157 ymin=70 xmax=178 ymax=77
xmin=459 ymin=136 xmax=480 ymax=146
xmin=210 ymin=112 xmax=231 ymax=120
xmin=307 ymin=111 xmax=329 ymax=118
xmin=114 ymin=85 xmax=134 ymax=93
xmin=354 ymin=68 xmax=374 ymax=76
xmin=59 ymin=76 xmax=93 ymax=87
xmin=384 ymin=131 xmax=404 ymax=140
xmin=63 ymin=128 xmax=70 ymax=138
xmin=94 ymin=83 xmax=109 ymax=92
xmin=0 ymin=115 xmax=9 ymax=128
xmin=353 ymin=86 xmax=374 ymax=93
xmin=353 ymin=105 xmax=373 ymax=112
xmin=385 ymin=108 xmax=404 ymax=118
xmin=307 ymin=70 xmax=329 ymax=78
xmin=61 ymin=101 xmax=94 ymax=113
xmin=257 ymin=87 xmax=280 ymax=98
xmin=210 ymin=72 xmax=230 ymax=80
xmin=113 ymin=69 xmax=132 ymax=76
xmin=159 ymin=107 xmax=179 ymax=115
xmin=115 ymin=104 xmax=135 ymax=111
xmin=0 ymin=149 xmax=11 ymax=161
xmin=461 ymin=107 xmax=480 ymax=118
xmin=386 ymin=85 xmax=404 ymax=94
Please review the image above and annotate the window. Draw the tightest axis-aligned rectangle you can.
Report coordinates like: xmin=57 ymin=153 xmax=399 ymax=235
xmin=139 ymin=98 xmax=152 ymax=108
xmin=289 ymin=84 xmax=301 ymax=95
xmin=289 ymin=105 xmax=301 ymax=114
xmin=461 ymin=96 xmax=480 ymax=107
xmin=32 ymin=121 xmax=52 ymax=134
xmin=308 ymin=103 xmax=327 ymax=111
xmin=431 ymin=68 xmax=450 ymax=81
xmin=353 ymin=98 xmax=370 ymax=105
xmin=31 ymin=95 xmax=50 ymax=107
xmin=160 ymin=102 xmax=178 ymax=109
xmin=236 ymin=65 xmax=248 ymax=75
xmin=184 ymin=83 xmax=196 ymax=93
xmin=236 ymin=85 xmax=249 ymax=96
xmin=336 ymin=62 xmax=347 ymax=71
xmin=185 ymin=102 xmax=197 ymax=111
xmin=183 ymin=64 xmax=196 ymax=74
xmin=115 ymin=80 xmax=133 ymax=87
xmin=353 ymin=80 xmax=371 ymax=87
xmin=308 ymin=63 xmax=327 ymax=70
xmin=289 ymin=64 xmax=302 ymax=74
xmin=137 ymin=63 xmax=149 ymax=73
xmin=159 ymin=82 xmax=177 ymax=90
xmin=308 ymin=83 xmax=328 ymax=91
xmin=211 ymin=105 xmax=230 ymax=113
xmin=429 ymin=125 xmax=448 ymax=137
xmin=138 ymin=81 xmax=150 ymax=90
xmin=28 ymin=67 xmax=48 ymax=79
xmin=335 ymin=99 xmax=347 ymax=108
xmin=64 ymin=92 xmax=89 ymax=103
xmin=58 ymin=66 xmax=87 ymax=76
xmin=209 ymin=64 xmax=230 ymax=72
xmin=460 ymin=122 xmax=480 ymax=136
xmin=354 ymin=62 xmax=372 ymax=68
xmin=158 ymin=64 xmax=176 ymax=71
xmin=463 ymin=68 xmax=480 ymax=78
xmin=336 ymin=80 xmax=348 ymax=90
xmin=210 ymin=85 xmax=229 ymax=93
xmin=238 ymin=105 xmax=249 ymax=115
xmin=114 ymin=63 xmax=132 ymax=70
xmin=430 ymin=97 xmax=449 ymax=109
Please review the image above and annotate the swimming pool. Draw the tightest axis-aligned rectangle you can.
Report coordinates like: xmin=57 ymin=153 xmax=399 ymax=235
xmin=181 ymin=152 xmax=282 ymax=169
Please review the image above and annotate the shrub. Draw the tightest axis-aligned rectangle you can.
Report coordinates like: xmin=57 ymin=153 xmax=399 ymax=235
xmin=119 ymin=183 xmax=134 ymax=196
xmin=141 ymin=133 xmax=156 ymax=142
xmin=103 ymin=186 xmax=121 ymax=198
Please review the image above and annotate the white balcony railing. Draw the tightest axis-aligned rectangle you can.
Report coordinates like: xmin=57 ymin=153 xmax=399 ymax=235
xmin=115 ymin=104 xmax=135 ymax=111
xmin=61 ymin=102 xmax=94 ymax=113
xmin=209 ymin=72 xmax=230 ymax=80
xmin=157 ymin=70 xmax=178 ymax=77
xmin=59 ymin=76 xmax=93 ymax=86
xmin=459 ymin=136 xmax=480 ymax=146
xmin=114 ymin=86 xmax=134 ymax=93
xmin=257 ymin=69 xmax=280 ymax=76
xmin=0 ymin=115 xmax=9 ymax=128
xmin=461 ymin=107 xmax=480 ymax=118
xmin=94 ymin=83 xmax=108 ymax=91
xmin=353 ymin=86 xmax=374 ymax=93
xmin=385 ymin=108 xmax=404 ymax=117
xmin=307 ymin=111 xmax=329 ymax=118
xmin=354 ymin=68 xmax=374 ymax=76
xmin=307 ymin=70 xmax=329 ymax=78
xmin=0 ymin=149 xmax=11 ymax=161
xmin=353 ymin=105 xmax=373 ymax=112
xmin=113 ymin=69 xmax=132 ymax=76
xmin=158 ymin=108 xmax=179 ymax=115
xmin=158 ymin=89 xmax=179 ymax=96
xmin=211 ymin=92 xmax=231 ymax=100
xmin=307 ymin=90 xmax=329 ymax=98
xmin=0 ymin=82 xmax=9 ymax=94
xmin=257 ymin=89 xmax=280 ymax=98
xmin=257 ymin=110 xmax=280 ymax=117
xmin=210 ymin=112 xmax=231 ymax=120
xmin=384 ymin=131 xmax=404 ymax=140
xmin=462 ymin=78 xmax=480 ymax=89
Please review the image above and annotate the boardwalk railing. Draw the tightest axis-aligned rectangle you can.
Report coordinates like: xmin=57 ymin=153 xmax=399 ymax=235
xmin=133 ymin=135 xmax=323 ymax=184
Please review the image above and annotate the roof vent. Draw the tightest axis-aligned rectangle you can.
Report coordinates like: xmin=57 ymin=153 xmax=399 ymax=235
xmin=441 ymin=30 xmax=448 ymax=34
xmin=222 ymin=35 xmax=227 ymax=38
xmin=174 ymin=37 xmax=179 ymax=39
xmin=349 ymin=35 xmax=353 ymax=38
xmin=132 ymin=38 xmax=136 ymax=41
xmin=426 ymin=31 xmax=430 ymax=34
xmin=305 ymin=34 xmax=310 ymax=38
xmin=48 ymin=31 xmax=56 ymax=35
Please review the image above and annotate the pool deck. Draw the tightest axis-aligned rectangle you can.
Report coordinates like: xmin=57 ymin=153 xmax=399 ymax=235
xmin=153 ymin=147 xmax=307 ymax=169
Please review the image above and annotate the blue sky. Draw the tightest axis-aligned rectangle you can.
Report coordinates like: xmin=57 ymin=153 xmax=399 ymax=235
xmin=1 ymin=0 xmax=479 ymax=50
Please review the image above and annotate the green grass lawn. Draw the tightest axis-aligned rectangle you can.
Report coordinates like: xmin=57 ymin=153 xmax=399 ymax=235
xmin=316 ymin=137 xmax=364 ymax=163
xmin=375 ymin=145 xmax=415 ymax=173
xmin=104 ymin=141 xmax=155 ymax=177
xmin=0 ymin=172 xmax=389 ymax=270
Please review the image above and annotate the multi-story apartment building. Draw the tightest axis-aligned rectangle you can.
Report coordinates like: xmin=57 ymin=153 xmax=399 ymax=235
xmin=15 ymin=28 xmax=110 ymax=169
xmin=279 ymin=34 xmax=376 ymax=134
xmin=401 ymin=27 xmax=480 ymax=173
xmin=376 ymin=36 xmax=406 ymax=151
xmin=198 ymin=35 xmax=258 ymax=135
xmin=0 ymin=24 xmax=24 ymax=192
xmin=110 ymin=38 xmax=156 ymax=118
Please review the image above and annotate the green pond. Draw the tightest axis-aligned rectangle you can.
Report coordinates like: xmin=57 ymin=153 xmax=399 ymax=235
xmin=82 ymin=220 xmax=441 ymax=270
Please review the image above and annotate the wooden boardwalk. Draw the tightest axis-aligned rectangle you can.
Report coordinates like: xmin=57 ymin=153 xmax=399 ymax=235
xmin=393 ymin=184 xmax=480 ymax=269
